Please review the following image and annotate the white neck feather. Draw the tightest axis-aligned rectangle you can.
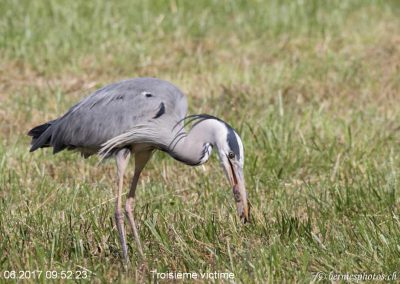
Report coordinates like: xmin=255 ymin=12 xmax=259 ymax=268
xmin=168 ymin=119 xmax=226 ymax=166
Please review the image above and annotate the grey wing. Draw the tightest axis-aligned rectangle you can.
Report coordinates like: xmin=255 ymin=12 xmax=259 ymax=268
xmin=50 ymin=78 xmax=187 ymax=154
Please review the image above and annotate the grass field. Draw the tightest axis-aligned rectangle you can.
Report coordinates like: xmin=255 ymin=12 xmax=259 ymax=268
xmin=1 ymin=0 xmax=400 ymax=283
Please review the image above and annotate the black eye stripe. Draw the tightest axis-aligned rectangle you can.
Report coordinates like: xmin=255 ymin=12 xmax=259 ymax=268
xmin=145 ymin=93 xmax=153 ymax=97
xmin=227 ymin=127 xmax=240 ymax=160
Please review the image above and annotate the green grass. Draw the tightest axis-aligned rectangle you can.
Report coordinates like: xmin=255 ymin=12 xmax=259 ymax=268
xmin=1 ymin=0 xmax=400 ymax=282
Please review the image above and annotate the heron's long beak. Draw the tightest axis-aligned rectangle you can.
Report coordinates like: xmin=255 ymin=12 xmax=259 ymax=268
xmin=225 ymin=159 xmax=250 ymax=223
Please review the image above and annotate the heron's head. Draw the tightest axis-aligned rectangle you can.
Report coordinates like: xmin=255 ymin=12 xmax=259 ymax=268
xmin=213 ymin=121 xmax=250 ymax=223
xmin=173 ymin=114 xmax=250 ymax=223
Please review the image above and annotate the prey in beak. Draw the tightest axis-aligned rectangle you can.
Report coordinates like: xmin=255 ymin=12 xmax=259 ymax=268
xmin=224 ymin=154 xmax=250 ymax=223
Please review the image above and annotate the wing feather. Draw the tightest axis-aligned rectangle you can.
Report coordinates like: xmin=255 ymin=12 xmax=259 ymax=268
xmin=49 ymin=78 xmax=187 ymax=155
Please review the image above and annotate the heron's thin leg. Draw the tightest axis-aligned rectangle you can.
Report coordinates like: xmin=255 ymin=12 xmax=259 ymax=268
xmin=115 ymin=148 xmax=131 ymax=262
xmin=125 ymin=150 xmax=152 ymax=258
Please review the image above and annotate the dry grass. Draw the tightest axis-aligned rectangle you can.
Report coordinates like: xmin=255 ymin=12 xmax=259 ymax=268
xmin=1 ymin=0 xmax=400 ymax=283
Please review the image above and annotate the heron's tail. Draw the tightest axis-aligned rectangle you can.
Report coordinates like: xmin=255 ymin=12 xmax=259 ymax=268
xmin=27 ymin=121 xmax=54 ymax=152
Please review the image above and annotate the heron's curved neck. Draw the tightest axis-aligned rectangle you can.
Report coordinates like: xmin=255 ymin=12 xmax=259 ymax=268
xmin=168 ymin=119 xmax=223 ymax=166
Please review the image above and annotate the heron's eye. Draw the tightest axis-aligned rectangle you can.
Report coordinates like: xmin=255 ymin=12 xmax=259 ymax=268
xmin=228 ymin=151 xmax=235 ymax=159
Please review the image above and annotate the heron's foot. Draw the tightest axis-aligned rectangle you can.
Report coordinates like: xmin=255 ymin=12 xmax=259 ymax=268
xmin=115 ymin=211 xmax=129 ymax=262
xmin=122 ymin=259 xmax=131 ymax=271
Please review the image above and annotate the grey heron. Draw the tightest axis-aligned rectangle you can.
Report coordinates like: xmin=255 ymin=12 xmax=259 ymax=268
xmin=28 ymin=77 xmax=249 ymax=261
